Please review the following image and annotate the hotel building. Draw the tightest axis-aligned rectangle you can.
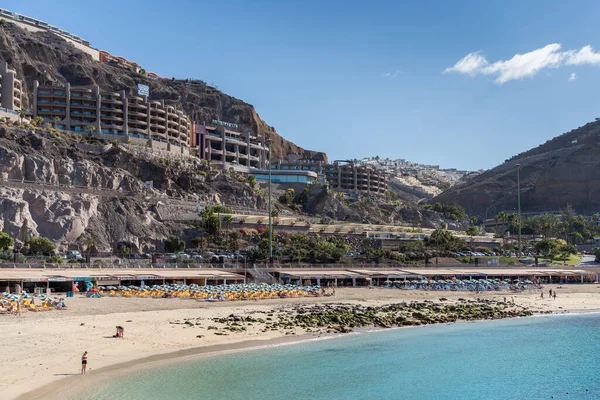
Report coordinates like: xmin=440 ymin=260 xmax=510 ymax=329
xmin=192 ymin=121 xmax=270 ymax=169
xmin=272 ymin=159 xmax=388 ymax=195
xmin=0 ymin=61 xmax=22 ymax=111
xmin=33 ymin=81 xmax=191 ymax=154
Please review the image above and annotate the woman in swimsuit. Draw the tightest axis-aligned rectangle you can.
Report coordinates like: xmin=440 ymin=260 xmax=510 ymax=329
xmin=81 ymin=351 xmax=88 ymax=375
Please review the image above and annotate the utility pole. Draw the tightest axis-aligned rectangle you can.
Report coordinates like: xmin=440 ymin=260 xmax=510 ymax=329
xmin=267 ymin=138 xmax=273 ymax=265
xmin=516 ymin=164 xmax=522 ymax=258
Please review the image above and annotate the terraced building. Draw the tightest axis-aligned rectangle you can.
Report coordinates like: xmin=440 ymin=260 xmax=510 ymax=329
xmin=0 ymin=61 xmax=22 ymax=111
xmin=272 ymin=159 xmax=388 ymax=195
xmin=33 ymin=81 xmax=191 ymax=154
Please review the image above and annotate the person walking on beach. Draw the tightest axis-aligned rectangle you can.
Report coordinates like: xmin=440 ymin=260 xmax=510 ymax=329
xmin=540 ymin=292 xmax=544 ymax=299
xmin=549 ymin=289 xmax=552 ymax=297
xmin=81 ymin=351 xmax=88 ymax=375
xmin=553 ymin=292 xmax=557 ymax=300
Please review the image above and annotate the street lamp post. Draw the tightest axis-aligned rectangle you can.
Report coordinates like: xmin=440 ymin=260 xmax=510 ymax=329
xmin=516 ymin=164 xmax=522 ymax=257
xmin=267 ymin=138 xmax=273 ymax=265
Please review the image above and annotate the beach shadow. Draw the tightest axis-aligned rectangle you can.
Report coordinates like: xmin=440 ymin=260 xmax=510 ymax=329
xmin=53 ymin=373 xmax=80 ymax=376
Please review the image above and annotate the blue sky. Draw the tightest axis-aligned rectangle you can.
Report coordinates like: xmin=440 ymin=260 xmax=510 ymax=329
xmin=7 ymin=0 xmax=600 ymax=170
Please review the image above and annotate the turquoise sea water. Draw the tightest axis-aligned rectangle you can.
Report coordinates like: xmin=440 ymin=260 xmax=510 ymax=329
xmin=75 ymin=314 xmax=600 ymax=400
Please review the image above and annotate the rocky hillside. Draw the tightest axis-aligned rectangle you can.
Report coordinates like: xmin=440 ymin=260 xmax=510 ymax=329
xmin=0 ymin=125 xmax=266 ymax=252
xmin=0 ymin=121 xmax=470 ymax=252
xmin=433 ymin=119 xmax=600 ymax=218
xmin=0 ymin=22 xmax=326 ymax=161
xmin=358 ymin=157 xmax=474 ymax=203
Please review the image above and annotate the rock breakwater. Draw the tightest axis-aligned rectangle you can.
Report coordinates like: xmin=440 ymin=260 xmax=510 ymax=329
xmin=170 ymin=299 xmax=534 ymax=338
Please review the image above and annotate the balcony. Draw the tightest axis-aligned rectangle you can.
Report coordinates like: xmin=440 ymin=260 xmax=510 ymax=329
xmin=150 ymin=130 xmax=167 ymax=138
xmin=128 ymin=103 xmax=147 ymax=110
xmin=101 ymin=123 xmax=124 ymax=130
xmin=102 ymin=129 xmax=125 ymax=136
xmin=71 ymin=118 xmax=96 ymax=125
xmin=128 ymin=110 xmax=147 ymax=118
xmin=101 ymin=97 xmax=123 ymax=105
xmin=100 ymin=114 xmax=123 ymax=121
xmin=71 ymin=102 xmax=96 ymax=110
xmin=71 ymin=92 xmax=95 ymax=99
xmin=150 ymin=115 xmax=166 ymax=122
xmin=100 ymin=106 xmax=123 ymax=113
xmin=128 ymin=117 xmax=147 ymax=124
xmin=128 ymin=127 xmax=147 ymax=135
xmin=150 ymin=106 xmax=165 ymax=114
xmin=128 ymin=132 xmax=148 ymax=139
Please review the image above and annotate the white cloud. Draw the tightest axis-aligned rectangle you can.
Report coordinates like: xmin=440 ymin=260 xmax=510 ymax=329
xmin=382 ymin=70 xmax=401 ymax=78
xmin=569 ymin=72 xmax=577 ymax=81
xmin=483 ymin=44 xmax=566 ymax=84
xmin=444 ymin=52 xmax=488 ymax=75
xmin=445 ymin=44 xmax=600 ymax=84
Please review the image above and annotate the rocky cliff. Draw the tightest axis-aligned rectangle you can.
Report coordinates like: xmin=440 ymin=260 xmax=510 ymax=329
xmin=433 ymin=119 xmax=600 ymax=218
xmin=0 ymin=125 xmax=265 ymax=251
xmin=0 ymin=22 xmax=326 ymax=161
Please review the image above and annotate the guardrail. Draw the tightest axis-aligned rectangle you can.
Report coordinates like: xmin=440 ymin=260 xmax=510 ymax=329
xmin=0 ymin=262 xmax=508 ymax=270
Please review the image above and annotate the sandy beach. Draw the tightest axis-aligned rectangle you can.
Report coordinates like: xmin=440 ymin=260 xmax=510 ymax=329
xmin=3 ymin=285 xmax=600 ymax=399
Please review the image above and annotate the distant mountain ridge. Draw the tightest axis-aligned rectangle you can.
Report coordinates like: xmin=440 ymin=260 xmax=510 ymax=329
xmin=433 ymin=119 xmax=600 ymax=218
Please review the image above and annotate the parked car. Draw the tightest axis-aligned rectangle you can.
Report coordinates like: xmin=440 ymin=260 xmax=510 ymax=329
xmin=66 ymin=250 xmax=83 ymax=260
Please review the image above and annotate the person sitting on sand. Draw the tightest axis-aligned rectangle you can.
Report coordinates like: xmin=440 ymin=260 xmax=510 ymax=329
xmin=114 ymin=326 xmax=124 ymax=338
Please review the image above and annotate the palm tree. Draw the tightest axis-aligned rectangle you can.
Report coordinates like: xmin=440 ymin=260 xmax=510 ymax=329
xmin=538 ymin=213 xmax=558 ymax=238
xmin=53 ymin=116 xmax=62 ymax=130
xmin=222 ymin=214 xmax=234 ymax=248
xmin=18 ymin=109 xmax=27 ymax=125
xmin=466 ymin=225 xmax=479 ymax=263
xmin=80 ymin=235 xmax=97 ymax=264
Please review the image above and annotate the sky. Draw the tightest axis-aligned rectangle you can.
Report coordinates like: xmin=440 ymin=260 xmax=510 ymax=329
xmin=6 ymin=0 xmax=600 ymax=170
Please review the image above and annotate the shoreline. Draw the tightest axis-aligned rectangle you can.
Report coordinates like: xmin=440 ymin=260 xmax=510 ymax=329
xmin=5 ymin=286 xmax=600 ymax=399
xmin=20 ymin=310 xmax=596 ymax=400
xmin=18 ymin=332 xmax=332 ymax=400
xmin=16 ymin=317 xmax=516 ymax=400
